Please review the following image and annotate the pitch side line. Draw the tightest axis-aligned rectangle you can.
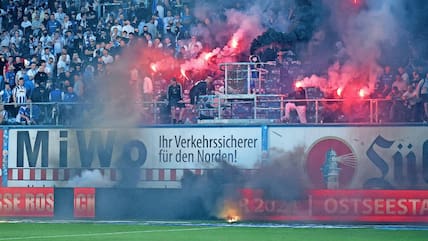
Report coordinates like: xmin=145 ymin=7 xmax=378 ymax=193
xmin=0 ymin=227 xmax=222 ymax=240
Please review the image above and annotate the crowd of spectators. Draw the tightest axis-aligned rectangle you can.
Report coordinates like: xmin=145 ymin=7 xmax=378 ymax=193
xmin=365 ymin=65 xmax=428 ymax=123
xmin=0 ymin=0 xmax=206 ymax=124
xmin=0 ymin=0 xmax=426 ymax=125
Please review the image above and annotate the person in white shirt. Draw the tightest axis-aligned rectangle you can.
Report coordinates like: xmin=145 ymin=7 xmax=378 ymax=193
xmin=40 ymin=47 xmax=55 ymax=62
xmin=143 ymin=76 xmax=153 ymax=100
xmin=26 ymin=62 xmax=38 ymax=83
xmin=57 ymin=50 xmax=71 ymax=72
xmin=12 ymin=77 xmax=28 ymax=106
xmin=188 ymin=35 xmax=203 ymax=58
xmin=101 ymin=49 xmax=114 ymax=64
xmin=20 ymin=15 xmax=32 ymax=34
xmin=110 ymin=20 xmax=123 ymax=37
xmin=122 ymin=20 xmax=135 ymax=38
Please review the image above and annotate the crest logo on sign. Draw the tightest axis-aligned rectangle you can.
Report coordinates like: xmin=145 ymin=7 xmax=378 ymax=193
xmin=305 ymin=138 xmax=357 ymax=189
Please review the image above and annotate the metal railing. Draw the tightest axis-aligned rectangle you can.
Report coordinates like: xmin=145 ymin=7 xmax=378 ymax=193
xmin=196 ymin=94 xmax=421 ymax=124
xmin=0 ymin=96 xmax=422 ymax=126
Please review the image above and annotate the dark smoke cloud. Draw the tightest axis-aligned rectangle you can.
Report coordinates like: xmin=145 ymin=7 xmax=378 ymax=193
xmin=250 ymin=0 xmax=324 ymax=54
xmin=304 ymin=0 xmax=428 ymax=87
xmin=401 ymin=1 xmax=428 ymax=67
xmin=179 ymin=146 xmax=308 ymax=219
xmin=248 ymin=0 xmax=428 ymax=91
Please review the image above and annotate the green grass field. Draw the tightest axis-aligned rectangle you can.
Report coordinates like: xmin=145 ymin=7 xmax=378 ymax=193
xmin=0 ymin=222 xmax=427 ymax=241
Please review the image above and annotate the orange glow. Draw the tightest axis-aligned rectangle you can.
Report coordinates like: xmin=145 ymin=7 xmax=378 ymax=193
xmin=336 ymin=87 xmax=343 ymax=97
xmin=150 ymin=63 xmax=158 ymax=73
xmin=219 ymin=200 xmax=241 ymax=223
xmin=295 ymin=81 xmax=303 ymax=88
xmin=226 ymin=215 xmax=239 ymax=223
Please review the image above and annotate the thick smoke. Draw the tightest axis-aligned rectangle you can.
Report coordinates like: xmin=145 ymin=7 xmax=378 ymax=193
xmin=402 ymin=1 xmax=428 ymax=66
xmin=79 ymin=0 xmax=428 ymax=127
xmin=320 ymin=0 xmax=406 ymax=91
xmin=82 ymin=0 xmax=311 ymax=127
xmin=176 ymin=2 xmax=273 ymax=81
xmin=245 ymin=0 xmax=428 ymax=95
xmin=179 ymin=146 xmax=308 ymax=220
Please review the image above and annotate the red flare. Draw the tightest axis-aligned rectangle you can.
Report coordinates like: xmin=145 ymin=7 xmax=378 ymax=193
xmin=181 ymin=68 xmax=189 ymax=80
xmin=150 ymin=63 xmax=158 ymax=73
xmin=358 ymin=88 xmax=365 ymax=98
xmin=203 ymin=52 xmax=215 ymax=61
xmin=295 ymin=81 xmax=303 ymax=89
xmin=337 ymin=87 xmax=343 ymax=97
xmin=231 ymin=38 xmax=239 ymax=49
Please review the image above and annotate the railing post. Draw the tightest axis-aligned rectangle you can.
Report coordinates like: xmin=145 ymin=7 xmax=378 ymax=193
xmin=55 ymin=103 xmax=59 ymax=126
xmin=153 ymin=101 xmax=157 ymax=124
xmin=247 ymin=64 xmax=251 ymax=94
xmin=253 ymin=95 xmax=257 ymax=119
xmin=218 ymin=94 xmax=221 ymax=119
xmin=375 ymin=99 xmax=379 ymax=123
xmin=280 ymin=95 xmax=284 ymax=120
xmin=315 ymin=99 xmax=319 ymax=124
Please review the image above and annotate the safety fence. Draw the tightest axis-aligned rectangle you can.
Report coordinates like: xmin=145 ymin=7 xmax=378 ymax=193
xmin=1 ymin=96 xmax=421 ymax=126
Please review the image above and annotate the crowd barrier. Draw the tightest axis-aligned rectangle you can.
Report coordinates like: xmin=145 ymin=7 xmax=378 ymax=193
xmin=2 ymin=95 xmax=422 ymax=126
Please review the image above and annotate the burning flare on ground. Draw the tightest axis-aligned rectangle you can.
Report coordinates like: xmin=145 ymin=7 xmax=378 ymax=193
xmin=219 ymin=200 xmax=241 ymax=223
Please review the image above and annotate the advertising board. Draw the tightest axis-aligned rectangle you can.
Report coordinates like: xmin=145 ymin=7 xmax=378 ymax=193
xmin=6 ymin=127 xmax=262 ymax=187
xmin=0 ymin=187 xmax=54 ymax=217
xmin=238 ymin=189 xmax=428 ymax=222
xmin=268 ymin=126 xmax=428 ymax=189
